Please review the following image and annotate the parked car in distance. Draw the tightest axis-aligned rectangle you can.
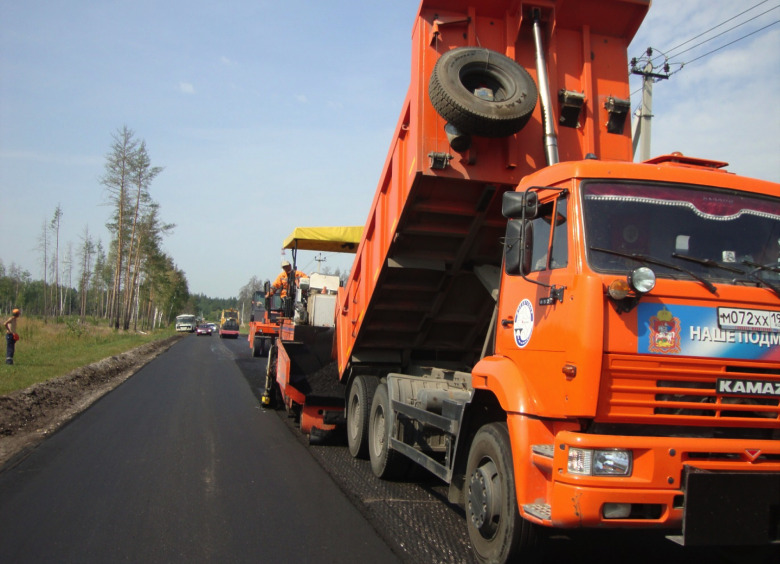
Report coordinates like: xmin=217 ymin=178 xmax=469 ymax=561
xmin=196 ymin=324 xmax=213 ymax=336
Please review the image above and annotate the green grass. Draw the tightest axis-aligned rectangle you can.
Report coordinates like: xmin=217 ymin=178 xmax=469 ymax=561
xmin=0 ymin=317 xmax=176 ymax=396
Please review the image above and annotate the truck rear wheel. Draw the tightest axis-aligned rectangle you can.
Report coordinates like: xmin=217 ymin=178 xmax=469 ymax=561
xmin=347 ymin=375 xmax=378 ymax=459
xmin=465 ymin=422 xmax=537 ymax=563
xmin=429 ymin=46 xmax=537 ymax=138
xmin=368 ymin=383 xmax=411 ymax=479
xmin=252 ymin=337 xmax=264 ymax=357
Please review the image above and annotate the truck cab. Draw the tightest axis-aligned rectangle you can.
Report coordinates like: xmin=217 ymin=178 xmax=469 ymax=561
xmin=489 ymin=154 xmax=779 ymax=542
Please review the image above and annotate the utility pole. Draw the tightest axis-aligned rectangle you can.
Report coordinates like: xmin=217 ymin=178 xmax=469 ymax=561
xmin=631 ymin=48 xmax=669 ymax=161
xmin=315 ymin=253 xmax=326 ymax=273
xmin=638 ymin=61 xmax=654 ymax=162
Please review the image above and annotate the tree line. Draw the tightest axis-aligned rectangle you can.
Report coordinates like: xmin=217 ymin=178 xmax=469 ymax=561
xmin=0 ymin=126 xmax=194 ymax=330
xmin=188 ymin=293 xmax=240 ymax=324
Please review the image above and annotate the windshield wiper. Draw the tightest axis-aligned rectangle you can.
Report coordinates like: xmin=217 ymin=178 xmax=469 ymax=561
xmin=591 ymin=247 xmax=718 ymax=294
xmin=740 ymin=260 xmax=780 ymax=298
xmin=742 ymin=259 xmax=780 ymax=274
xmin=671 ymin=253 xmax=746 ymax=274
xmin=673 ymin=253 xmax=780 ymax=297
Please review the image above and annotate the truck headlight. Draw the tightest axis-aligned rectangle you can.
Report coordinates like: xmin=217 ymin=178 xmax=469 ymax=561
xmin=567 ymin=448 xmax=632 ymax=476
xmin=628 ymin=266 xmax=655 ymax=294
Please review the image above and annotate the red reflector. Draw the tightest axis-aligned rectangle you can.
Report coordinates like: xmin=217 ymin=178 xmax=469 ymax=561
xmin=745 ymin=449 xmax=761 ymax=462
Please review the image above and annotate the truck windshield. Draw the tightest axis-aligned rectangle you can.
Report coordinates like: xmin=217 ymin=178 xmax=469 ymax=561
xmin=582 ymin=181 xmax=780 ymax=288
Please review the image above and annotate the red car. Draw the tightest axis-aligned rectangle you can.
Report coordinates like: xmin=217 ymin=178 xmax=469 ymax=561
xmin=196 ymin=324 xmax=212 ymax=336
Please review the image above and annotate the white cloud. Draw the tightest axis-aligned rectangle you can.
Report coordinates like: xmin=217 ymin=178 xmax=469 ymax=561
xmin=295 ymin=94 xmax=308 ymax=103
xmin=220 ymin=56 xmax=237 ymax=66
xmin=179 ymin=82 xmax=195 ymax=94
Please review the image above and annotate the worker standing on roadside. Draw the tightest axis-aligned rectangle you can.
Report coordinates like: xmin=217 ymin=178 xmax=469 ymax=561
xmin=268 ymin=260 xmax=308 ymax=298
xmin=4 ymin=309 xmax=21 ymax=365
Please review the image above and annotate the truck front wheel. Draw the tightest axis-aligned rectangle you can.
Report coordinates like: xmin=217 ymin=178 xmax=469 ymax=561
xmin=465 ymin=422 xmax=537 ymax=563
xmin=347 ymin=375 xmax=378 ymax=459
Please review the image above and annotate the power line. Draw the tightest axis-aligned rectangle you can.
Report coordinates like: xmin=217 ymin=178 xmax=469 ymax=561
xmin=653 ymin=0 xmax=775 ymax=61
xmin=679 ymin=19 xmax=779 ymax=66
xmin=630 ymin=4 xmax=779 ymax=84
xmin=665 ymin=6 xmax=780 ymax=63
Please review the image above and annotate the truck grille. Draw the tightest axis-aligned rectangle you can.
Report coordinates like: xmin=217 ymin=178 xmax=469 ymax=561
xmin=600 ymin=355 xmax=780 ymax=427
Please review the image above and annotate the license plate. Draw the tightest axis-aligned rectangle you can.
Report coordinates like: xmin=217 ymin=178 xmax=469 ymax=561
xmin=717 ymin=307 xmax=780 ymax=333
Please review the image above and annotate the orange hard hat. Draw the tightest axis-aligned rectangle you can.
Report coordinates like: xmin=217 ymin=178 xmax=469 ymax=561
xmin=12 ymin=309 xmax=20 ymax=316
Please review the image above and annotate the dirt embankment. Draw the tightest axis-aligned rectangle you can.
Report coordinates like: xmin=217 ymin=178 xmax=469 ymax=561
xmin=0 ymin=335 xmax=183 ymax=469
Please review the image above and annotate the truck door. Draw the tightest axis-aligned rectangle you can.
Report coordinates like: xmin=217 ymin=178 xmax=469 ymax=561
xmin=497 ymin=191 xmax=603 ymax=418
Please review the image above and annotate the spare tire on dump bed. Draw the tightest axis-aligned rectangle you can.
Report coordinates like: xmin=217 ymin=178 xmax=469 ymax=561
xmin=428 ymin=46 xmax=538 ymax=138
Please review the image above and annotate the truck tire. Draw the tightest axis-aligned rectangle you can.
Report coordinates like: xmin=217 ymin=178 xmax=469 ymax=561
xmin=429 ymin=47 xmax=537 ymax=138
xmin=465 ymin=422 xmax=537 ymax=563
xmin=368 ymin=383 xmax=412 ymax=479
xmin=252 ymin=337 xmax=264 ymax=357
xmin=263 ymin=345 xmax=280 ymax=409
xmin=347 ymin=375 xmax=379 ymax=459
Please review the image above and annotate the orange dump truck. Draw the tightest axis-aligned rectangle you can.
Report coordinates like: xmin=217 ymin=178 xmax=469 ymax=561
xmin=270 ymin=0 xmax=780 ymax=560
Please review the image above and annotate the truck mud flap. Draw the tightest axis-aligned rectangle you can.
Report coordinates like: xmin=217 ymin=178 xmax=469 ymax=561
xmin=301 ymin=404 xmax=345 ymax=437
xmin=680 ymin=468 xmax=780 ymax=546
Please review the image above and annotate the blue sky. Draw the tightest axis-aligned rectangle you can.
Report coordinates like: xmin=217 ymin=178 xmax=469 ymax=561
xmin=1 ymin=0 xmax=778 ymax=299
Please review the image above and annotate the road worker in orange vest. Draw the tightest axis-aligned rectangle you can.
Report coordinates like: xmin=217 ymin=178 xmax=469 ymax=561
xmin=267 ymin=260 xmax=308 ymax=298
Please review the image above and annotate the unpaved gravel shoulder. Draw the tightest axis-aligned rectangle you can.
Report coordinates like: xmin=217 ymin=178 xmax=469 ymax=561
xmin=0 ymin=335 xmax=183 ymax=469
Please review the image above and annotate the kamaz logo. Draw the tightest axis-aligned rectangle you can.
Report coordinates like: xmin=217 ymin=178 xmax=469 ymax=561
xmin=716 ymin=378 xmax=780 ymax=397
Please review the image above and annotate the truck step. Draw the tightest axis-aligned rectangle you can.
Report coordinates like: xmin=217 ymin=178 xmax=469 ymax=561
xmin=523 ymin=503 xmax=552 ymax=521
xmin=531 ymin=444 xmax=555 ymax=474
xmin=531 ymin=444 xmax=554 ymax=458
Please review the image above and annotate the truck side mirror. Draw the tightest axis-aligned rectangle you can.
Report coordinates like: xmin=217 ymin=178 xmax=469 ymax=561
xmin=502 ymin=191 xmax=538 ymax=219
xmin=505 ymin=219 xmax=534 ymax=275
